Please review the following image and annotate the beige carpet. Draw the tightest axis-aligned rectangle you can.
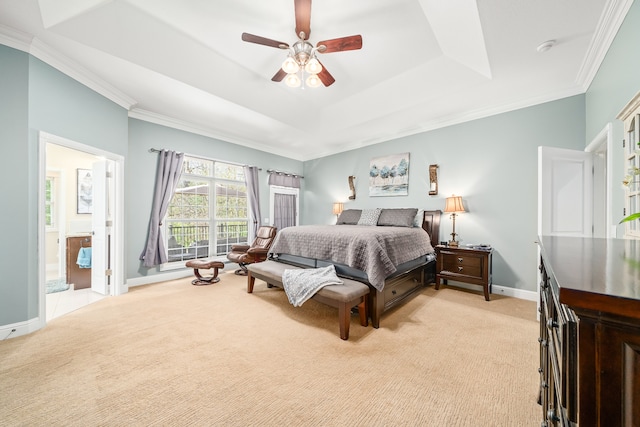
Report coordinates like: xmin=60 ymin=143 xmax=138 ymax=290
xmin=0 ymin=272 xmax=540 ymax=426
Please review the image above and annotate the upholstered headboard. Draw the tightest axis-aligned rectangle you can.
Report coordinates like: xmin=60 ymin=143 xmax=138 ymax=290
xmin=422 ymin=210 xmax=442 ymax=249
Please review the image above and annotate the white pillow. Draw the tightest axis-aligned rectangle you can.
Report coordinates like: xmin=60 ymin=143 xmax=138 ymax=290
xmin=357 ymin=208 xmax=382 ymax=226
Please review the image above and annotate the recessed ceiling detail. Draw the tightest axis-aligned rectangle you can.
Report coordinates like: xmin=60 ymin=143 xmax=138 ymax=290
xmin=0 ymin=0 xmax=621 ymax=161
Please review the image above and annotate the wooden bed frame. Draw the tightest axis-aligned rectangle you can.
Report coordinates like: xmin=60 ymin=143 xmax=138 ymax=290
xmin=363 ymin=209 xmax=441 ymax=328
xmin=273 ymin=210 xmax=442 ymax=329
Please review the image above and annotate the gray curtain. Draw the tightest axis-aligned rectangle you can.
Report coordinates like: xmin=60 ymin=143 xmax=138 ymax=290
xmin=274 ymin=193 xmax=296 ymax=231
xmin=268 ymin=173 xmax=301 ymax=188
xmin=139 ymin=150 xmax=184 ymax=267
xmin=244 ymin=166 xmax=261 ymax=242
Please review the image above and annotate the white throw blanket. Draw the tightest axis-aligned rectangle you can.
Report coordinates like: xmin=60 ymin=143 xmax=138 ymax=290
xmin=282 ymin=265 xmax=344 ymax=307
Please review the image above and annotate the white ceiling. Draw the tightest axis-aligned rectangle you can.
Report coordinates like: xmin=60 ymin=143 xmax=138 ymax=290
xmin=0 ymin=0 xmax=628 ymax=161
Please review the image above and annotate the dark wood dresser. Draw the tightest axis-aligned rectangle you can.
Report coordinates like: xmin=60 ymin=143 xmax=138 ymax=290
xmin=538 ymin=236 xmax=640 ymax=426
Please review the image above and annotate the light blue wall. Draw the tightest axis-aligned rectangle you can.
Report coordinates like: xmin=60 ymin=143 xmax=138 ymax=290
xmin=2 ymin=0 xmax=640 ymax=329
xmin=0 ymin=45 xmax=30 ymax=326
xmin=0 ymin=46 xmax=128 ymax=326
xmin=28 ymin=57 xmax=129 ymax=156
xmin=303 ymin=95 xmax=586 ymax=292
xmin=586 ymin=0 xmax=640 ymax=229
xmin=126 ymin=119 xmax=302 ymax=279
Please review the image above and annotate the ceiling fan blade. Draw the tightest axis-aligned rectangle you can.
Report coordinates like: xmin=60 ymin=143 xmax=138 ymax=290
xmin=294 ymin=0 xmax=312 ymax=39
xmin=242 ymin=32 xmax=289 ymax=49
xmin=271 ymin=68 xmax=287 ymax=82
xmin=317 ymin=35 xmax=363 ymax=53
xmin=316 ymin=60 xmax=335 ymax=87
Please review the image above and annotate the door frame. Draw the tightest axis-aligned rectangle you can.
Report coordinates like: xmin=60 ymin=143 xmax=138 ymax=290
xmin=38 ymin=132 xmax=126 ymax=325
xmin=269 ymin=185 xmax=300 ymax=228
xmin=585 ymin=123 xmax=613 ymax=237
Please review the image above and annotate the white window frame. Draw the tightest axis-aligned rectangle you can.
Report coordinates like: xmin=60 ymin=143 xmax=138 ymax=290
xmin=619 ymin=92 xmax=640 ymax=238
xmin=161 ymin=156 xmax=248 ymax=270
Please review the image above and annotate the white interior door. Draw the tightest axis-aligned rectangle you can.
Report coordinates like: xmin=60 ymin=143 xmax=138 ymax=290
xmin=91 ymin=160 xmax=110 ymax=295
xmin=538 ymin=146 xmax=594 ymax=237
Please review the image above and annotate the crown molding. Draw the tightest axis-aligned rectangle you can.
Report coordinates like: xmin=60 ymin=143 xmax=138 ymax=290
xmin=305 ymin=86 xmax=587 ymax=161
xmin=0 ymin=23 xmax=33 ymax=51
xmin=575 ymin=0 xmax=634 ymax=90
xmin=0 ymin=25 xmax=136 ymax=110
xmin=28 ymin=38 xmax=137 ymax=109
xmin=128 ymin=108 xmax=304 ymax=161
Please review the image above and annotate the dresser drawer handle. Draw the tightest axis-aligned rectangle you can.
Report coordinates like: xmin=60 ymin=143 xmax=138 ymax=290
xmin=457 ymin=266 xmax=463 ymax=272
xmin=457 ymin=257 xmax=463 ymax=263
xmin=392 ymin=290 xmax=397 ymax=295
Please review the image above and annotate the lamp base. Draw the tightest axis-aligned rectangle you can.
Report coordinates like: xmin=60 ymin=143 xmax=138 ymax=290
xmin=448 ymin=240 xmax=459 ymax=247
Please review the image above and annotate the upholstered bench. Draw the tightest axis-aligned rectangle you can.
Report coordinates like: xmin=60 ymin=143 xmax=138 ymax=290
xmin=247 ymin=260 xmax=370 ymax=340
xmin=185 ymin=259 xmax=224 ymax=285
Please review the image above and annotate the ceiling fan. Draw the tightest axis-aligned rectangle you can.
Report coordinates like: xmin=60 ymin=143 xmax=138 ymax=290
xmin=241 ymin=0 xmax=363 ymax=88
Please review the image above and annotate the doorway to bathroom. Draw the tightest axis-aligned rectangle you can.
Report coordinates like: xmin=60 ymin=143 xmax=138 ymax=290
xmin=40 ymin=132 xmax=125 ymax=322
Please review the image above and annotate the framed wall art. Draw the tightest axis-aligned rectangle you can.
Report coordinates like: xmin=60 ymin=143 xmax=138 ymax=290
xmin=77 ymin=168 xmax=93 ymax=214
xmin=368 ymin=152 xmax=410 ymax=197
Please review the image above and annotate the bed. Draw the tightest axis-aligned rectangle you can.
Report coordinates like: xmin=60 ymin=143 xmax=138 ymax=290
xmin=268 ymin=209 xmax=442 ymax=328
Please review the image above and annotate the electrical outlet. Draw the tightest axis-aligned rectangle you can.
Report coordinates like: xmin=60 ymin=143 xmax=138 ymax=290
xmin=264 ymin=218 xmax=269 ymax=224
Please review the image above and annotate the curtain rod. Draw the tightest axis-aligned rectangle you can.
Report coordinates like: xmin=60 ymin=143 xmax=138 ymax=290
xmin=148 ymin=148 xmax=260 ymax=170
xmin=267 ymin=169 xmax=304 ymax=179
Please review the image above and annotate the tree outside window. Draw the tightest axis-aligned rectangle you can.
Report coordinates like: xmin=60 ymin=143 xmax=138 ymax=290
xmin=164 ymin=156 xmax=248 ymax=263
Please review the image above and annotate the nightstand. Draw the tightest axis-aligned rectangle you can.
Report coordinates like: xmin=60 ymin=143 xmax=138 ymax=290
xmin=435 ymin=245 xmax=493 ymax=301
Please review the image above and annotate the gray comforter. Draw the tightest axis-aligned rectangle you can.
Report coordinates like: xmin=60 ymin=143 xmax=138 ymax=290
xmin=268 ymin=225 xmax=434 ymax=291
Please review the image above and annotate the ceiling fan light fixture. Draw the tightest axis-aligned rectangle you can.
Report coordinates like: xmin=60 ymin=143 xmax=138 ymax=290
xmin=285 ymin=73 xmax=301 ymax=88
xmin=282 ymin=56 xmax=300 ymax=74
xmin=304 ymin=57 xmax=322 ymax=74
xmin=306 ymin=73 xmax=321 ymax=88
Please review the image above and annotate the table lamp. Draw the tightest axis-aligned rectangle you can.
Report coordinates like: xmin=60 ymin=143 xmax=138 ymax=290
xmin=332 ymin=202 xmax=344 ymax=219
xmin=444 ymin=195 xmax=465 ymax=246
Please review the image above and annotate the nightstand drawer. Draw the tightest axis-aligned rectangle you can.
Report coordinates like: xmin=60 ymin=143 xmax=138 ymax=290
xmin=441 ymin=262 xmax=482 ymax=278
xmin=442 ymin=254 xmax=481 ymax=267
xmin=443 ymin=253 xmax=481 ymax=265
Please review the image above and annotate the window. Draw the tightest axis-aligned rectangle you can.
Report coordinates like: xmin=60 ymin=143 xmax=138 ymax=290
xmin=45 ymin=176 xmax=56 ymax=229
xmin=620 ymin=94 xmax=640 ymax=237
xmin=164 ymin=156 xmax=248 ymax=264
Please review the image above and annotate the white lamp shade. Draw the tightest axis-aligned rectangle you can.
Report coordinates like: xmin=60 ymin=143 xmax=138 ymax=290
xmin=285 ymin=73 xmax=301 ymax=88
xmin=306 ymin=74 xmax=321 ymax=88
xmin=304 ymin=57 xmax=323 ymax=74
xmin=282 ymin=57 xmax=300 ymax=74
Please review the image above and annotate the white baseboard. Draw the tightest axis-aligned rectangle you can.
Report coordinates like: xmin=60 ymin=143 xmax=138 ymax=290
xmin=434 ymin=281 xmax=537 ymax=301
xmin=0 ymin=317 xmax=44 ymax=341
xmin=126 ymin=269 xmax=193 ymax=288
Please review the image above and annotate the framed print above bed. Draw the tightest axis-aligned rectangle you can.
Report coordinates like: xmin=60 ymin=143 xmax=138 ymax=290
xmin=369 ymin=152 xmax=409 ymax=196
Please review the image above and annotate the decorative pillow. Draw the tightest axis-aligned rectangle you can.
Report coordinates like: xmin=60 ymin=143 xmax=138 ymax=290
xmin=413 ymin=209 xmax=425 ymax=227
xmin=357 ymin=208 xmax=382 ymax=226
xmin=336 ymin=209 xmax=362 ymax=225
xmin=378 ymin=208 xmax=419 ymax=227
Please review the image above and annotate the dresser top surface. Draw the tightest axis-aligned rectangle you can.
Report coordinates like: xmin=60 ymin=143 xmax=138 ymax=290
xmin=538 ymin=236 xmax=640 ymax=316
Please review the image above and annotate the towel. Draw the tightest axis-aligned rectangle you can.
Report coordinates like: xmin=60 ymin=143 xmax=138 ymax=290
xmin=77 ymin=247 xmax=92 ymax=269
xmin=282 ymin=265 xmax=343 ymax=307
